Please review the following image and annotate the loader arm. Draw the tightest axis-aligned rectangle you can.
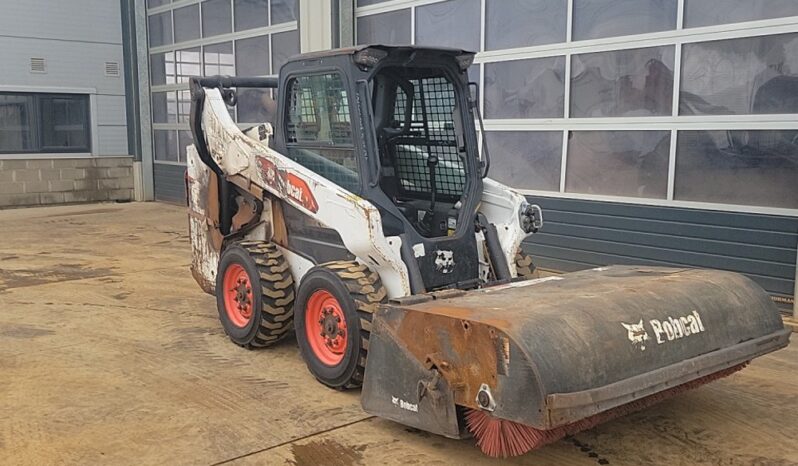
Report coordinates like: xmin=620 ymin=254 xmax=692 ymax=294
xmin=188 ymin=79 xmax=412 ymax=298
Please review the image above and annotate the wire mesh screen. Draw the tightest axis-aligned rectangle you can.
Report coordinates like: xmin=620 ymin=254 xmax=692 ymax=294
xmin=391 ymin=77 xmax=465 ymax=200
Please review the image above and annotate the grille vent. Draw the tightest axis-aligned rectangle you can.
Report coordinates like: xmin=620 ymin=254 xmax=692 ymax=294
xmin=30 ymin=57 xmax=46 ymax=73
xmin=105 ymin=61 xmax=120 ymax=77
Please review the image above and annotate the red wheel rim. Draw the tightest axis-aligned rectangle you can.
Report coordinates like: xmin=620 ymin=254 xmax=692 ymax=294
xmin=305 ymin=290 xmax=348 ymax=366
xmin=223 ymin=263 xmax=254 ymax=328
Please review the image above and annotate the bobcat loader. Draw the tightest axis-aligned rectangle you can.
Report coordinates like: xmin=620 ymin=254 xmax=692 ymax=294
xmin=186 ymin=45 xmax=789 ymax=457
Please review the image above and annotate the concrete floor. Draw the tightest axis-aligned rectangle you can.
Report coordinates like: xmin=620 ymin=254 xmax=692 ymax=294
xmin=0 ymin=202 xmax=796 ymax=466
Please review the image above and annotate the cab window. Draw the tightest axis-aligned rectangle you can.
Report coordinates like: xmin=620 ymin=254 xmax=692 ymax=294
xmin=285 ymin=72 xmax=359 ymax=192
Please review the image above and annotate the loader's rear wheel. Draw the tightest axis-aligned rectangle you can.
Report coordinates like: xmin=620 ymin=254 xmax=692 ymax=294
xmin=515 ymin=249 xmax=540 ymax=279
xmin=294 ymin=261 xmax=386 ymax=389
xmin=216 ymin=241 xmax=295 ymax=348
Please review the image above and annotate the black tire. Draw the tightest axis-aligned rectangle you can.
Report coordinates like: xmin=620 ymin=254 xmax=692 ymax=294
xmin=294 ymin=261 xmax=386 ymax=389
xmin=216 ymin=241 xmax=295 ymax=348
xmin=515 ymin=249 xmax=539 ymax=279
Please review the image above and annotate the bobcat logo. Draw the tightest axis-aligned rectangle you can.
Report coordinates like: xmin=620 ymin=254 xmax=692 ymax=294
xmin=622 ymin=319 xmax=650 ymax=351
xmin=434 ymin=250 xmax=455 ymax=274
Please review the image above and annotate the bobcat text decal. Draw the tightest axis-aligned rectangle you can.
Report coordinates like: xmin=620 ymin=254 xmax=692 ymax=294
xmin=622 ymin=310 xmax=706 ymax=351
xmin=256 ymin=156 xmax=319 ymax=213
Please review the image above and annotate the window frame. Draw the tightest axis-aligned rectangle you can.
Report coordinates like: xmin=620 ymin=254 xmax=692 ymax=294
xmin=281 ymin=68 xmax=364 ymax=193
xmin=0 ymin=91 xmax=92 ymax=155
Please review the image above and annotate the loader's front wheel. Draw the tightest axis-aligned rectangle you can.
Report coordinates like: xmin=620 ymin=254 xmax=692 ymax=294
xmin=216 ymin=241 xmax=295 ymax=348
xmin=294 ymin=261 xmax=386 ymax=389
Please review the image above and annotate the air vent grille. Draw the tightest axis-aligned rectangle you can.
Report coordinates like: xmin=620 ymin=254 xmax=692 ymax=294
xmin=105 ymin=61 xmax=120 ymax=77
xmin=30 ymin=57 xmax=46 ymax=73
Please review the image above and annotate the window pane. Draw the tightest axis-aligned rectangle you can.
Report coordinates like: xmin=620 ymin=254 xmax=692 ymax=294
xmin=485 ymin=131 xmax=562 ymax=191
xmin=174 ymin=4 xmax=200 ymax=43
xmin=286 ymin=73 xmax=358 ymax=191
xmin=150 ymin=51 xmax=175 ymax=86
xmin=236 ymin=35 xmax=270 ymax=76
xmin=566 ymin=131 xmax=670 ymax=198
xmin=152 ymin=91 xmax=177 ymax=123
xmin=571 ymin=46 xmax=674 ymax=118
xmin=680 ymin=33 xmax=798 ymax=115
xmin=415 ymin=0 xmax=480 ymax=51
xmin=357 ymin=0 xmax=390 ymax=5
xmin=202 ymin=0 xmax=232 ymax=37
xmin=485 ymin=0 xmax=566 ymax=50
xmin=573 ymin=0 xmax=677 ymax=41
xmin=0 ymin=94 xmax=36 ymax=152
xmin=234 ymin=0 xmax=268 ymax=31
xmin=685 ymin=0 xmax=798 ymax=28
xmin=178 ymin=130 xmax=193 ymax=163
xmin=148 ymin=11 xmax=172 ymax=47
xmin=484 ymin=56 xmax=565 ymax=119
xmin=356 ymin=10 xmax=411 ymax=46
xmin=271 ymin=0 xmax=297 ymax=24
xmin=147 ymin=0 xmax=170 ymax=8
xmin=675 ymin=130 xmax=798 ymax=208
xmin=237 ymin=88 xmax=277 ymax=124
xmin=272 ymin=30 xmax=299 ymax=74
xmin=41 ymin=96 xmax=90 ymax=151
xmin=154 ymin=130 xmax=178 ymax=162
xmin=204 ymin=42 xmax=234 ymax=76
xmin=177 ymin=90 xmax=192 ymax=123
xmin=175 ymin=48 xmax=202 ymax=83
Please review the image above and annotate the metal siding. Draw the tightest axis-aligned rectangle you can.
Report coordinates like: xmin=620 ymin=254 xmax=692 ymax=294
xmin=96 ymin=95 xmax=128 ymax=126
xmin=523 ymin=196 xmax=798 ymax=296
xmin=0 ymin=0 xmax=123 ymax=44
xmin=153 ymin=163 xmax=186 ymax=204
xmin=96 ymin=126 xmax=129 ymax=155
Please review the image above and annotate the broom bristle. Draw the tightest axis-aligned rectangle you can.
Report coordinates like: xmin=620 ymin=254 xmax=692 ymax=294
xmin=465 ymin=363 xmax=747 ymax=458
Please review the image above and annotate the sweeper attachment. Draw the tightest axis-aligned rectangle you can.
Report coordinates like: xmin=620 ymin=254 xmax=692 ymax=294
xmin=185 ymin=45 xmax=790 ymax=457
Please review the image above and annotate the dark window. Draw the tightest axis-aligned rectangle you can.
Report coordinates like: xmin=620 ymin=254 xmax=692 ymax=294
xmin=272 ymin=30 xmax=300 ymax=74
xmin=154 ymin=129 xmax=178 ymax=162
xmin=485 ymin=131 xmax=563 ymax=191
xmin=485 ymin=0 xmax=566 ymax=50
xmin=680 ymin=33 xmax=798 ymax=116
xmin=271 ymin=0 xmax=297 ymax=24
xmin=565 ymin=130 xmax=670 ymax=199
xmin=148 ymin=11 xmax=173 ymax=47
xmin=484 ymin=56 xmax=565 ymax=119
xmin=285 ymin=73 xmax=359 ymax=192
xmin=675 ymin=130 xmax=798 ymax=209
xmin=685 ymin=0 xmax=798 ymax=28
xmin=570 ymin=46 xmax=674 ymax=118
xmin=356 ymin=10 xmax=411 ymax=46
xmin=415 ymin=0 xmax=481 ymax=52
xmin=202 ymin=0 xmax=233 ymax=37
xmin=234 ymin=0 xmax=268 ymax=31
xmin=0 ymin=93 xmax=90 ymax=154
xmin=572 ymin=0 xmax=677 ymax=41
xmin=173 ymin=4 xmax=200 ymax=43
xmin=236 ymin=35 xmax=270 ymax=76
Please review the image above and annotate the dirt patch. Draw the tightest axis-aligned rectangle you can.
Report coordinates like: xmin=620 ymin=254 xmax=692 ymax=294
xmin=0 ymin=323 xmax=55 ymax=338
xmin=43 ymin=207 xmax=121 ymax=218
xmin=0 ymin=264 xmax=116 ymax=290
xmin=289 ymin=440 xmax=365 ymax=466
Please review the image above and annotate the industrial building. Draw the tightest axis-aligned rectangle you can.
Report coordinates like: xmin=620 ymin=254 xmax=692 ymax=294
xmin=0 ymin=0 xmax=795 ymax=302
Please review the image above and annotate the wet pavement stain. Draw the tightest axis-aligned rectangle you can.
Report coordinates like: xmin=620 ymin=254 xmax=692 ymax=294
xmin=289 ymin=440 xmax=365 ymax=466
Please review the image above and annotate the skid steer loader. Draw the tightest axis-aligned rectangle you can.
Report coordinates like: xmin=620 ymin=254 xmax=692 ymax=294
xmin=186 ymin=45 xmax=790 ymax=457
